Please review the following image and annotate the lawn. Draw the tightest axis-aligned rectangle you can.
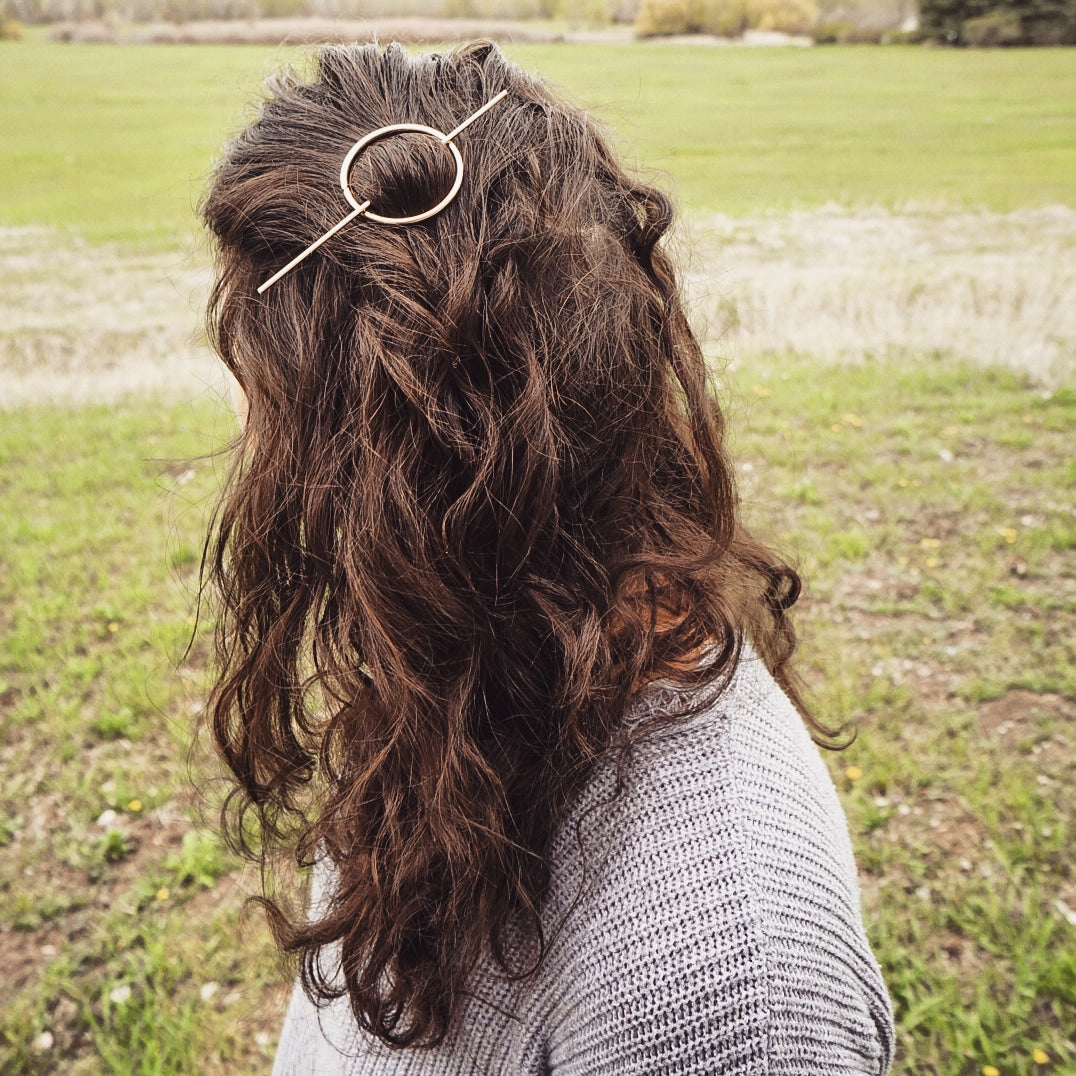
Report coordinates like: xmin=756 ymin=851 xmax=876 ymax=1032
xmin=1 ymin=35 xmax=1075 ymax=245
xmin=1 ymin=32 xmax=1074 ymax=1076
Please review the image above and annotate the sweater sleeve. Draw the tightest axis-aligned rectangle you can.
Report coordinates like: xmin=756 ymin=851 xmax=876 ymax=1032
xmin=542 ymin=666 xmax=894 ymax=1076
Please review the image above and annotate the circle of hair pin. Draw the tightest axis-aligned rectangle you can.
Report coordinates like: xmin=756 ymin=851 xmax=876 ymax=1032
xmin=257 ymin=89 xmax=509 ymax=295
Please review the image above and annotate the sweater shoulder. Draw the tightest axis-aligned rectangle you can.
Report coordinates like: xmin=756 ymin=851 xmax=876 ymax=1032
xmin=536 ymin=651 xmax=894 ymax=1075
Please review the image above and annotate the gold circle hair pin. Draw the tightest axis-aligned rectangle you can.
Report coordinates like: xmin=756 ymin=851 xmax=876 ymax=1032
xmin=256 ymin=90 xmax=509 ymax=295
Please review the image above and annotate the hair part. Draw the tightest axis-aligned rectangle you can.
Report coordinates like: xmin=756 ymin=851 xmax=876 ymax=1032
xmin=201 ymin=40 xmax=835 ymax=1049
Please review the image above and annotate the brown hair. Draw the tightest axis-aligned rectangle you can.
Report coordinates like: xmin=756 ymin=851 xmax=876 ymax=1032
xmin=201 ymin=41 xmax=824 ymax=1049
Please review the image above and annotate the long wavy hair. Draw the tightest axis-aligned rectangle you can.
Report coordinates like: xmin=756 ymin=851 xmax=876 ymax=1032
xmin=201 ymin=41 xmax=825 ymax=1049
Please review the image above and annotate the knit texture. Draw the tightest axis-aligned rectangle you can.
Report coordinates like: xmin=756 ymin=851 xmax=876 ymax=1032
xmin=272 ymin=648 xmax=895 ymax=1074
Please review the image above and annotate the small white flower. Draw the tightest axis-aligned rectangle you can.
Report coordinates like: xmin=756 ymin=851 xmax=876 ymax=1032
xmin=109 ymin=984 xmax=132 ymax=1005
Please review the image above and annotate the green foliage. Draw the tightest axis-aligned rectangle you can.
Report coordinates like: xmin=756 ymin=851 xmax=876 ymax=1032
xmin=98 ymin=829 xmax=135 ymax=864
xmin=634 ymin=0 xmax=710 ymax=34
xmin=634 ymin=0 xmax=817 ymax=34
xmin=165 ymin=830 xmax=232 ymax=889
xmin=919 ymin=0 xmax=1076 ymax=44
xmin=92 ymin=707 xmax=141 ymax=742
xmin=963 ymin=6 xmax=1025 ymax=40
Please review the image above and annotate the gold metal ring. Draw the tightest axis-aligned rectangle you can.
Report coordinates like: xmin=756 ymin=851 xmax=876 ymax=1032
xmin=339 ymin=123 xmax=465 ymax=225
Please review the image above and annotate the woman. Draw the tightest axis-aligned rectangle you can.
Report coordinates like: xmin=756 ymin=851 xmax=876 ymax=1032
xmin=201 ymin=41 xmax=894 ymax=1074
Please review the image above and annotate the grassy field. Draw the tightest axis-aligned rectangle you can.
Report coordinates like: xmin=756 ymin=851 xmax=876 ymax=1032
xmin=1 ymin=34 xmax=1074 ymax=1076
xmin=1 ymin=35 xmax=1075 ymax=245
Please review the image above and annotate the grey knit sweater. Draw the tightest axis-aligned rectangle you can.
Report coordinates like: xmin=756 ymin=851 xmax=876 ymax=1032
xmin=273 ymin=648 xmax=895 ymax=1074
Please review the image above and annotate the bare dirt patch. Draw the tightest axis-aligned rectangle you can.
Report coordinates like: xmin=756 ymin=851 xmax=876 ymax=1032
xmin=977 ymin=690 xmax=1074 ymax=777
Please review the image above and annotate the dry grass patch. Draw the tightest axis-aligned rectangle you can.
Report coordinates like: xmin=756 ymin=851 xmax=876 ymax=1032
xmin=5 ymin=206 xmax=1074 ymax=410
xmin=684 ymin=204 xmax=1076 ymax=388
xmin=0 ymin=227 xmax=221 ymax=408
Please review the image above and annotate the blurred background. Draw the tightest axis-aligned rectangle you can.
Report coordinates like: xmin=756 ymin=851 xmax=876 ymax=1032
xmin=1 ymin=6 xmax=1074 ymax=1074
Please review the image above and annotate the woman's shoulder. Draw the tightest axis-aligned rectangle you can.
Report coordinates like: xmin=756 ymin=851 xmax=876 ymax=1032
xmin=556 ymin=644 xmax=852 ymax=881
xmin=534 ymin=646 xmax=895 ymax=1074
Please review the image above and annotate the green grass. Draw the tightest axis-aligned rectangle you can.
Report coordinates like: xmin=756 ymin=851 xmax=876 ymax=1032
xmin=1 ymin=36 xmax=1075 ymax=247
xmin=1 ymin=365 xmax=1072 ymax=1073
xmin=730 ymin=357 xmax=1075 ymax=1076
xmin=0 ymin=397 xmax=286 ymax=1074
xmin=1 ymin=27 xmax=1074 ymax=1076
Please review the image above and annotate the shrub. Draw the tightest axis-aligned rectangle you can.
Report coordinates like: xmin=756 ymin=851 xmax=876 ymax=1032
xmin=635 ymin=0 xmax=706 ymax=34
xmin=0 ymin=14 xmax=22 ymax=35
xmin=919 ymin=0 xmax=1076 ymax=44
xmin=813 ymin=17 xmax=854 ymax=40
xmin=746 ymin=0 xmax=817 ymax=32
xmin=635 ymin=0 xmax=815 ymax=34
xmin=963 ymin=7 xmax=1024 ymax=41
xmin=559 ymin=0 xmax=615 ymax=25
xmin=708 ymin=0 xmax=749 ymax=35
xmin=825 ymin=21 xmax=884 ymax=40
xmin=880 ymin=27 xmax=923 ymax=41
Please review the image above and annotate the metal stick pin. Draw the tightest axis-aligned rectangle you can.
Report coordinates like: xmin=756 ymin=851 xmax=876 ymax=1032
xmin=257 ymin=90 xmax=509 ymax=295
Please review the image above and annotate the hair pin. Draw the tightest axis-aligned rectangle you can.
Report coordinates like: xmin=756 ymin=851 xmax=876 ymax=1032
xmin=257 ymin=89 xmax=509 ymax=294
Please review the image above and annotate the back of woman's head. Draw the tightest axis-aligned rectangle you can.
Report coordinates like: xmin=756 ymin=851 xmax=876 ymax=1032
xmin=202 ymin=40 xmax=811 ymax=1048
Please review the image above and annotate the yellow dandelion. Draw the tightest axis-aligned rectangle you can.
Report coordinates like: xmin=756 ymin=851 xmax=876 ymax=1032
xmin=922 ymin=636 xmax=933 ymax=645
xmin=898 ymin=555 xmax=910 ymax=567
xmin=919 ymin=538 xmax=941 ymax=548
xmin=155 ymin=887 xmax=170 ymax=902
xmin=831 ymin=423 xmax=842 ymax=432
xmin=982 ymin=1066 xmax=1000 ymax=1076
xmin=127 ymin=799 xmax=143 ymax=813
xmin=1032 ymin=1049 xmax=1050 ymax=1065
xmin=753 ymin=385 xmax=771 ymax=398
xmin=108 ymin=622 xmax=119 ymax=634
xmin=898 ymin=478 xmax=909 ymax=488
xmin=926 ymin=557 xmax=939 ymax=569
xmin=842 ymin=413 xmax=863 ymax=428
xmin=996 ymin=527 xmax=1018 ymax=545
xmin=845 ymin=766 xmax=863 ymax=782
